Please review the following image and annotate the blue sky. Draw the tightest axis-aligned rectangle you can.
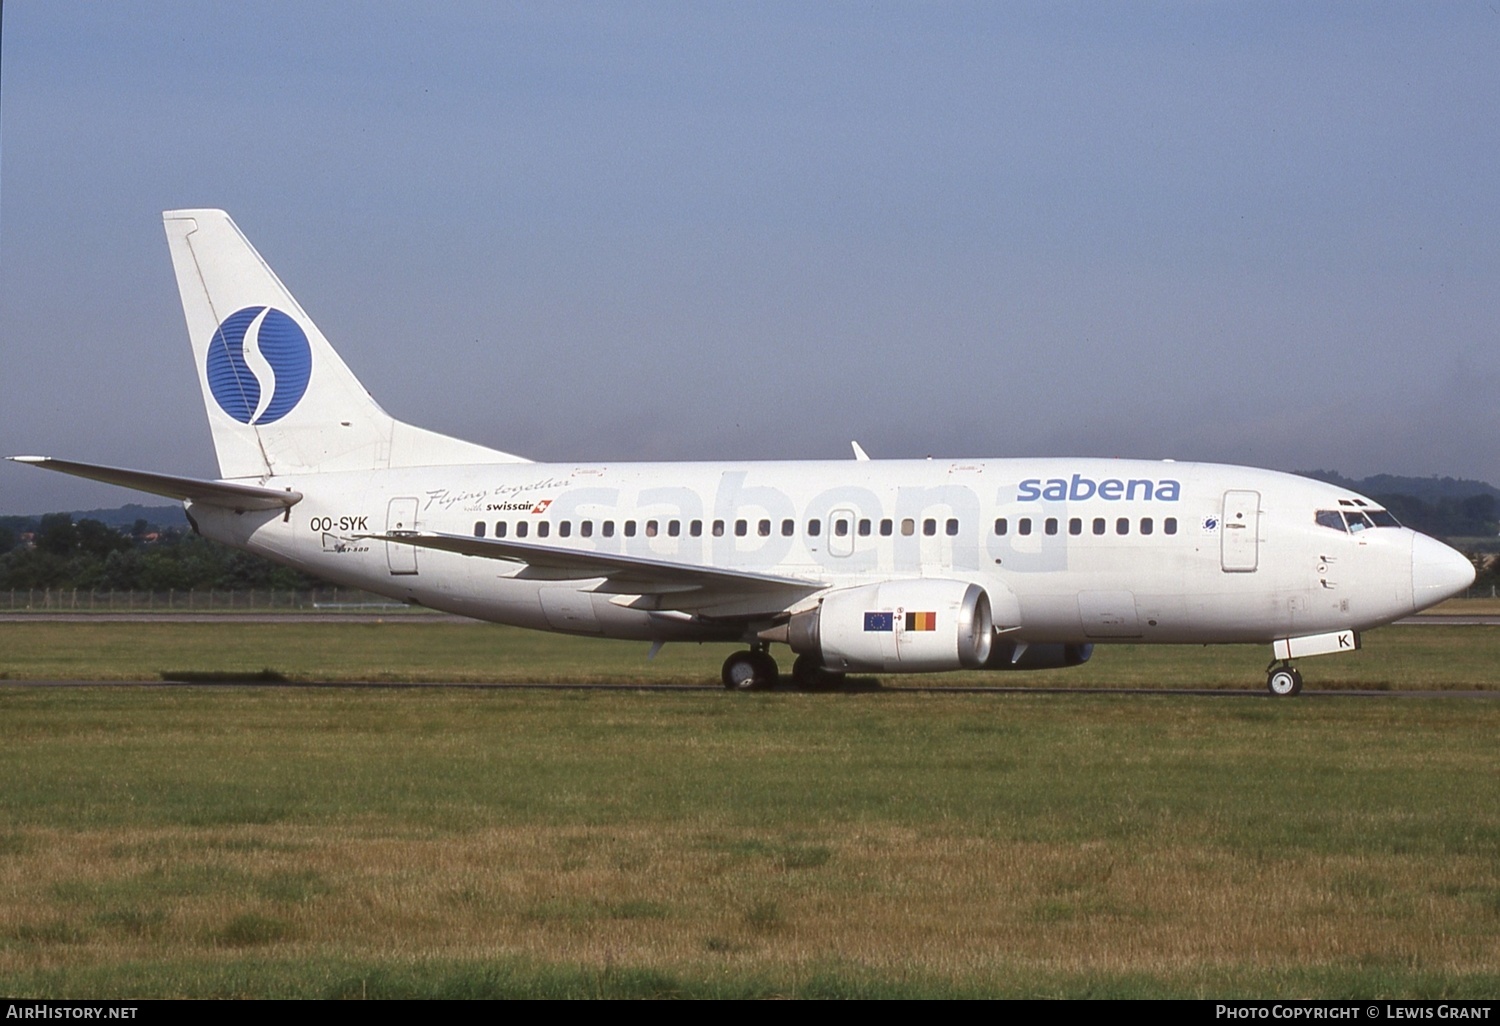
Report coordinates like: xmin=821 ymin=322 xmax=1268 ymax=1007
xmin=3 ymin=2 xmax=1498 ymax=513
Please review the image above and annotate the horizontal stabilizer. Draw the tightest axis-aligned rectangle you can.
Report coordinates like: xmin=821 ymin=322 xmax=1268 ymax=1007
xmin=7 ymin=456 xmax=302 ymax=511
xmin=363 ymin=531 xmax=823 ymax=593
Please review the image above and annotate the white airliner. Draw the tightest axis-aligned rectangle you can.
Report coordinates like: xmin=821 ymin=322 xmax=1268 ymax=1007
xmin=10 ymin=210 xmax=1476 ymax=695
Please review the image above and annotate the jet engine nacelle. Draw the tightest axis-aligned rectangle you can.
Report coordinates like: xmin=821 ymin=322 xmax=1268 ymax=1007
xmin=787 ymin=579 xmax=994 ymax=672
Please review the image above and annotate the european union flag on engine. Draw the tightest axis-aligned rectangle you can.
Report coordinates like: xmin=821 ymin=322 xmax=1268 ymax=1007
xmin=863 ymin=611 xmax=894 ymax=632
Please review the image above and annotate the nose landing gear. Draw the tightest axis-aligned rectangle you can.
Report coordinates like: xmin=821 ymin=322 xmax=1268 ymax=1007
xmin=1266 ymin=661 xmax=1303 ymax=697
xmin=721 ymin=646 xmax=779 ymax=691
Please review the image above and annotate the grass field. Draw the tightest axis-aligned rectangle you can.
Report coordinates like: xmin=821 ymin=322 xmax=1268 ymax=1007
xmin=0 ymin=618 xmax=1497 ymax=690
xmin=0 ymin=622 xmax=1497 ymax=997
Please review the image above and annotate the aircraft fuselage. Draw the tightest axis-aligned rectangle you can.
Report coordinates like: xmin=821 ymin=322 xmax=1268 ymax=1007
xmin=16 ymin=209 xmax=1476 ymax=693
xmin=192 ymin=455 xmax=1450 ymax=647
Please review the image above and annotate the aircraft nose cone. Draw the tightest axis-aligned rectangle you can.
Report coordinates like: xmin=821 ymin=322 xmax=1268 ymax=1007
xmin=1410 ymin=533 xmax=1475 ymax=611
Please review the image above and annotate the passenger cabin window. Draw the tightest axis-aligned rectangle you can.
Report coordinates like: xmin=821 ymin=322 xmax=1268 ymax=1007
xmin=624 ymin=521 xmax=636 ymax=537
xmin=735 ymin=519 xmax=747 ymax=537
xmin=495 ymin=522 xmax=507 ymax=538
xmin=1018 ymin=518 xmax=1032 ymax=536
xmin=901 ymin=519 xmax=915 ymax=536
xmin=1140 ymin=517 xmax=1153 ymax=535
xmin=782 ymin=519 xmax=795 ymax=537
xmin=834 ymin=518 xmax=849 ymax=537
xmin=859 ymin=519 xmax=872 ymax=537
xmin=923 ymin=518 xmax=937 ymax=536
xmin=559 ymin=521 xmax=571 ymax=538
xmin=581 ymin=520 xmax=593 ymax=538
xmin=1092 ymin=518 xmax=1106 ymax=536
xmin=1069 ymin=518 xmax=1082 ymax=536
xmin=880 ymin=519 xmax=893 ymax=536
xmin=758 ymin=519 xmax=771 ymax=537
xmin=1116 ymin=517 xmax=1129 ymax=535
xmin=946 ymin=518 xmax=959 ymax=536
xmin=474 ymin=521 xmax=485 ymax=538
xmin=994 ymin=518 xmax=1008 ymax=536
xmin=713 ymin=520 xmax=725 ymax=537
xmin=1164 ymin=518 xmax=1177 ymax=535
xmin=1044 ymin=518 xmax=1058 ymax=536
xmin=806 ymin=520 xmax=820 ymax=537
xmin=602 ymin=521 xmax=614 ymax=538
xmin=537 ymin=522 xmax=550 ymax=538
xmin=691 ymin=520 xmax=703 ymax=537
xmin=645 ymin=520 xmax=658 ymax=538
xmin=515 ymin=522 xmax=528 ymax=538
xmin=668 ymin=520 xmax=681 ymax=537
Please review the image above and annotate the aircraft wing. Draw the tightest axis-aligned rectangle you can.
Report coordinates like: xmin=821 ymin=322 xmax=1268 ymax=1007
xmin=7 ymin=456 xmax=302 ymax=512
xmin=364 ymin=530 xmax=824 ymax=597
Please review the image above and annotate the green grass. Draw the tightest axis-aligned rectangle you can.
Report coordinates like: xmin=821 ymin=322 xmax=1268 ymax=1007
xmin=0 ymin=684 xmax=1497 ymax=997
xmin=14 ymin=956 xmax=1494 ymax=999
xmin=1 ymin=619 xmax=1497 ymax=688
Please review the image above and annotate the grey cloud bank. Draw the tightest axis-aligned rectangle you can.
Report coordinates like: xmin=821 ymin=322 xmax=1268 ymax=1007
xmin=3 ymin=3 xmax=1496 ymax=513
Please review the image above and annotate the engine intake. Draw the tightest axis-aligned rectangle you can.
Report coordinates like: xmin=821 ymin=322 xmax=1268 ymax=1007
xmin=787 ymin=580 xmax=994 ymax=673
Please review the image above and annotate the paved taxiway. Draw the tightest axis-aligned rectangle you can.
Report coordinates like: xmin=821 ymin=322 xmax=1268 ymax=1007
xmin=2 ymin=678 xmax=1497 ymax=699
xmin=0 ymin=612 xmax=475 ymax=623
xmin=3 ymin=612 xmax=1498 ymax=625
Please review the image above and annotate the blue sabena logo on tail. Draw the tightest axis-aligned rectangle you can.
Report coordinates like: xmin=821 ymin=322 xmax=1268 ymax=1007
xmin=205 ymin=307 xmax=312 ymax=424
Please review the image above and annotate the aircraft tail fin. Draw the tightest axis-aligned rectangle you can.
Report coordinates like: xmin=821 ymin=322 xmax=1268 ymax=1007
xmin=163 ymin=209 xmax=528 ymax=479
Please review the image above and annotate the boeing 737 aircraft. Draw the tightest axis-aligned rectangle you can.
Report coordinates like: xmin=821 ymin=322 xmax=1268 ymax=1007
xmin=10 ymin=210 xmax=1477 ymax=694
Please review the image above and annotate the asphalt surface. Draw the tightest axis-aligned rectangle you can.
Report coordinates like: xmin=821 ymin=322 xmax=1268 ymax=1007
xmin=1395 ymin=614 xmax=1500 ymax=625
xmin=0 ymin=612 xmax=475 ymax=623
xmin=1 ymin=678 xmax=1496 ymax=698
xmin=3 ymin=612 xmax=1497 ymax=625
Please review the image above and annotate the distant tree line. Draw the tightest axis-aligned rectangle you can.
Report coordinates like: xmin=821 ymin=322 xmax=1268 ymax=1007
xmin=1371 ymin=493 xmax=1498 ymax=541
xmin=1297 ymin=470 xmax=1500 ymax=539
xmin=1298 ymin=469 xmax=1500 ymax=502
xmin=0 ymin=513 xmax=325 ymax=592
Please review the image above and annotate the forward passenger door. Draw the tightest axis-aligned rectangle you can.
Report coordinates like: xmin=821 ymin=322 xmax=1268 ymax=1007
xmin=1221 ymin=490 xmax=1260 ymax=573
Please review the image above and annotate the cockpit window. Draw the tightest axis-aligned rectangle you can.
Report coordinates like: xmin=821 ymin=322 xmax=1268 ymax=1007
xmin=1319 ymin=507 xmax=1401 ymax=532
xmin=1316 ymin=510 xmax=1346 ymax=532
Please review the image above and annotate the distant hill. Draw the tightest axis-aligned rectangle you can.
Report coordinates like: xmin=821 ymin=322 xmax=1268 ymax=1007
xmin=1 ymin=503 xmax=188 ymax=533
xmin=1295 ymin=470 xmax=1500 ymax=503
xmin=1295 ymin=471 xmax=1498 ymax=541
xmin=66 ymin=503 xmax=190 ymax=530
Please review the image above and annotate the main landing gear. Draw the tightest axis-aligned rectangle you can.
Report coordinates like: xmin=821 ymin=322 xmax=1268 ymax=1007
xmin=721 ymin=646 xmax=778 ymax=691
xmin=1266 ymin=661 xmax=1303 ymax=697
xmin=721 ymin=648 xmax=844 ymax=692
